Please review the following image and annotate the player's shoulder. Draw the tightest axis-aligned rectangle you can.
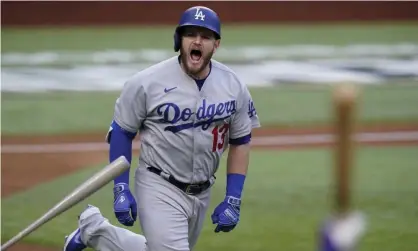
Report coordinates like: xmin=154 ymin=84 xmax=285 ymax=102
xmin=123 ymin=56 xmax=178 ymax=89
xmin=210 ymin=59 xmax=237 ymax=77
xmin=211 ymin=59 xmax=247 ymax=89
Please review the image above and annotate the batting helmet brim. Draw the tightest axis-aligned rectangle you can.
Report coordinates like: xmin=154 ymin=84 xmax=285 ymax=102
xmin=176 ymin=23 xmax=221 ymax=39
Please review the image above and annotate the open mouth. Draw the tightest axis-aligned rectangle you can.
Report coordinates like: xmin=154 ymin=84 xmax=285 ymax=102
xmin=190 ymin=49 xmax=202 ymax=63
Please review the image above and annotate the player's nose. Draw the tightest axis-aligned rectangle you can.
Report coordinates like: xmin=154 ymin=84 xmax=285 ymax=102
xmin=193 ymin=35 xmax=203 ymax=44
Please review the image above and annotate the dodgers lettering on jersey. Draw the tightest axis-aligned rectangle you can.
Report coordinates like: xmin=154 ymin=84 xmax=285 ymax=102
xmin=157 ymin=99 xmax=236 ymax=132
xmin=112 ymin=56 xmax=260 ymax=184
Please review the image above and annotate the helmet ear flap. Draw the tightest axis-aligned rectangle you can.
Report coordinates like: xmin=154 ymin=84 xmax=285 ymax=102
xmin=174 ymin=31 xmax=181 ymax=52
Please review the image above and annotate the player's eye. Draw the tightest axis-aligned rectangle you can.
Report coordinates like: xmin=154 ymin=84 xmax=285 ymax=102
xmin=183 ymin=30 xmax=198 ymax=37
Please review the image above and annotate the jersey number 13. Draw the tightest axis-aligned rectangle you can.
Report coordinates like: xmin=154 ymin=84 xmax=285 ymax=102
xmin=211 ymin=124 xmax=230 ymax=152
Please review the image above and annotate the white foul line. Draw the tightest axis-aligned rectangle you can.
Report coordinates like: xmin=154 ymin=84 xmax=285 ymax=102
xmin=2 ymin=131 xmax=418 ymax=154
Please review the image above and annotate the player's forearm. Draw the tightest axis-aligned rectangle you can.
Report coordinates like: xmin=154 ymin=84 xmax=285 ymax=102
xmin=227 ymin=143 xmax=250 ymax=175
xmin=225 ymin=143 xmax=250 ymax=198
xmin=108 ymin=120 xmax=136 ymax=185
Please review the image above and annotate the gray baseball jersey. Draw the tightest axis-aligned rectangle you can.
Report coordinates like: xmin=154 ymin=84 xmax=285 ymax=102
xmin=75 ymin=56 xmax=261 ymax=251
xmin=113 ymin=56 xmax=260 ymax=184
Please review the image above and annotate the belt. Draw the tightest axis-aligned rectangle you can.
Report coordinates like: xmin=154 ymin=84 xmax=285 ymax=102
xmin=147 ymin=166 xmax=212 ymax=195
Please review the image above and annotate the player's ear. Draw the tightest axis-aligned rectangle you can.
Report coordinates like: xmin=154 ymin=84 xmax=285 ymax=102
xmin=214 ymin=39 xmax=220 ymax=51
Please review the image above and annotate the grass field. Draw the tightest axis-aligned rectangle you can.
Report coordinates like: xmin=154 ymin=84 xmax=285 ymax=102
xmin=2 ymin=23 xmax=418 ymax=135
xmin=2 ymin=84 xmax=418 ymax=135
xmin=3 ymin=23 xmax=418 ymax=52
xmin=2 ymin=147 xmax=418 ymax=250
xmin=2 ymin=23 xmax=418 ymax=251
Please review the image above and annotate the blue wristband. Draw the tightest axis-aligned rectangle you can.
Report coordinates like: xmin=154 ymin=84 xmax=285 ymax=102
xmin=226 ymin=173 xmax=246 ymax=198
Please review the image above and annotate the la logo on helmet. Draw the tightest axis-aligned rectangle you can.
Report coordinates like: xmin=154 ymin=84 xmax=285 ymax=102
xmin=194 ymin=8 xmax=205 ymax=21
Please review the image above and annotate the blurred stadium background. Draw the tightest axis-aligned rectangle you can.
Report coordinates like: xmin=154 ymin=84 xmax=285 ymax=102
xmin=1 ymin=1 xmax=418 ymax=251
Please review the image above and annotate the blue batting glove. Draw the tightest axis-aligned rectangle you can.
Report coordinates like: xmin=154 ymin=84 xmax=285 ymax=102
xmin=211 ymin=196 xmax=241 ymax=233
xmin=113 ymin=183 xmax=137 ymax=227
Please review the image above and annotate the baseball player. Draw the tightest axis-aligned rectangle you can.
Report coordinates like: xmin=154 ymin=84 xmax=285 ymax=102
xmin=63 ymin=5 xmax=260 ymax=251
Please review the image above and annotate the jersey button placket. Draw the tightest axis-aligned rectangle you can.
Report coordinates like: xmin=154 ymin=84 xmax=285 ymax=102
xmin=190 ymin=96 xmax=200 ymax=185
xmin=192 ymin=95 xmax=205 ymax=184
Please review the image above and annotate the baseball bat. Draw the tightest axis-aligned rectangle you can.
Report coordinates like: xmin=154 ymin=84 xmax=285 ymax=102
xmin=332 ymin=84 xmax=358 ymax=216
xmin=1 ymin=155 xmax=130 ymax=251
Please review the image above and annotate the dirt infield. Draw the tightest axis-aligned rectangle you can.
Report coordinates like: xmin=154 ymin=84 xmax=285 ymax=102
xmin=2 ymin=123 xmax=418 ymax=251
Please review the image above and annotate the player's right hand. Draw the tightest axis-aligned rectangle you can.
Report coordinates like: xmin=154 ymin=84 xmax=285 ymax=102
xmin=113 ymin=182 xmax=137 ymax=226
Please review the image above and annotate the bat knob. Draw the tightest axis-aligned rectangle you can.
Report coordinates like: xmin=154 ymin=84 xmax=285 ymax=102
xmin=333 ymin=84 xmax=359 ymax=107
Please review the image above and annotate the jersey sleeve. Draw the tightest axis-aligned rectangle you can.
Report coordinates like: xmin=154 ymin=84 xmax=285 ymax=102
xmin=112 ymin=78 xmax=147 ymax=134
xmin=229 ymin=84 xmax=261 ymax=140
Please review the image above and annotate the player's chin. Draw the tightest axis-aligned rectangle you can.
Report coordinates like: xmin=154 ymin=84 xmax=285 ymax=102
xmin=187 ymin=65 xmax=206 ymax=77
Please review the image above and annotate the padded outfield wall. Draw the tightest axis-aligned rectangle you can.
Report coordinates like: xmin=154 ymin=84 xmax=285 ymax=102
xmin=3 ymin=1 xmax=418 ymax=26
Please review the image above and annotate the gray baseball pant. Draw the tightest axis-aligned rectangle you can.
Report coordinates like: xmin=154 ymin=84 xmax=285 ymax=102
xmin=78 ymin=165 xmax=212 ymax=251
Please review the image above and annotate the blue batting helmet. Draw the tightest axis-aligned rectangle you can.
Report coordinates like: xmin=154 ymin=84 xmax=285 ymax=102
xmin=173 ymin=6 xmax=221 ymax=52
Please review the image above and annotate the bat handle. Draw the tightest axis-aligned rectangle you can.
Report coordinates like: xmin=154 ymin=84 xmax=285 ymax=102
xmin=1 ymin=156 xmax=130 ymax=250
xmin=1 ymin=216 xmax=46 ymax=250
xmin=1 ymin=195 xmax=73 ymax=251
